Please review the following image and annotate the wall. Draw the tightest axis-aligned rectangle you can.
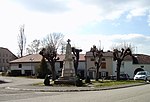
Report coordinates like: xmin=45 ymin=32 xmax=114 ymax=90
xmin=117 ymin=61 xmax=150 ymax=79
xmin=0 ymin=48 xmax=17 ymax=71
xmin=10 ymin=63 xmax=37 ymax=75
xmin=10 ymin=61 xmax=86 ymax=77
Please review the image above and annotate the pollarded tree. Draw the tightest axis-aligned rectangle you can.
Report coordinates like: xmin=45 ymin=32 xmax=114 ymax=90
xmin=113 ymin=48 xmax=132 ymax=80
xmin=39 ymin=46 xmax=59 ymax=81
xmin=90 ymin=45 xmax=103 ymax=81
xmin=38 ymin=57 xmax=51 ymax=79
xmin=39 ymin=33 xmax=64 ymax=81
xmin=72 ymin=47 xmax=82 ymax=76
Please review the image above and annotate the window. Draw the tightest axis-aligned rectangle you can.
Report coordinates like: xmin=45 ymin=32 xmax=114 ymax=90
xmin=91 ymin=58 xmax=95 ymax=61
xmin=102 ymin=58 xmax=105 ymax=61
xmin=6 ymin=59 xmax=8 ymax=63
xmin=18 ymin=64 xmax=22 ymax=68
xmin=101 ymin=62 xmax=106 ymax=69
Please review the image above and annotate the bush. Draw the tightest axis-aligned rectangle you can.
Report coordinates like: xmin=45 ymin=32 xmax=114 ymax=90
xmin=75 ymin=76 xmax=83 ymax=87
xmin=38 ymin=57 xmax=51 ymax=79
xmin=44 ymin=74 xmax=51 ymax=86
xmin=2 ymin=72 xmax=6 ymax=76
xmin=85 ymin=76 xmax=91 ymax=83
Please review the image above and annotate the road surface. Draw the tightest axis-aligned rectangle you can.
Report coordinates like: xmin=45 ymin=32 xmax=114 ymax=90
xmin=0 ymin=76 xmax=150 ymax=102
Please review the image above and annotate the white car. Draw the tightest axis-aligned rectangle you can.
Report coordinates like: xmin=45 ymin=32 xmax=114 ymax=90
xmin=134 ymin=71 xmax=150 ymax=81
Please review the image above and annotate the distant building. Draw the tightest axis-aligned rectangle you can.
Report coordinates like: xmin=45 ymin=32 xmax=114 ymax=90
xmin=85 ymin=51 xmax=114 ymax=79
xmin=86 ymin=51 xmax=150 ymax=79
xmin=0 ymin=47 xmax=17 ymax=71
xmin=9 ymin=54 xmax=86 ymax=77
xmin=9 ymin=51 xmax=150 ymax=79
xmin=118 ymin=54 xmax=150 ymax=78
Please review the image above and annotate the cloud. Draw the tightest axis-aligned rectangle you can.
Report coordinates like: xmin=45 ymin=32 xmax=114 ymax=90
xmin=12 ymin=0 xmax=150 ymax=26
xmin=1 ymin=0 xmax=150 ymax=55
xmin=65 ymin=33 xmax=150 ymax=55
xmin=80 ymin=0 xmax=150 ymax=21
xmin=15 ymin=0 xmax=69 ymax=13
xmin=111 ymin=34 xmax=150 ymax=54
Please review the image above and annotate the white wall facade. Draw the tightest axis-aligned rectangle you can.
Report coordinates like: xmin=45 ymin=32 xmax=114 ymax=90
xmin=10 ymin=63 xmax=36 ymax=75
xmin=112 ymin=60 xmax=150 ymax=79
xmin=10 ymin=61 xmax=86 ymax=77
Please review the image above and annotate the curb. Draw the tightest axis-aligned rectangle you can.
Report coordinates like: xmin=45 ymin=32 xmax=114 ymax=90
xmin=5 ymin=83 xmax=147 ymax=92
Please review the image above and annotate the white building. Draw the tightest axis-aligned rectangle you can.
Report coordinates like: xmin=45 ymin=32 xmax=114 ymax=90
xmin=9 ymin=52 xmax=150 ymax=79
xmin=85 ymin=51 xmax=150 ymax=79
xmin=9 ymin=54 xmax=86 ymax=77
xmin=118 ymin=54 xmax=150 ymax=79
xmin=85 ymin=51 xmax=114 ymax=79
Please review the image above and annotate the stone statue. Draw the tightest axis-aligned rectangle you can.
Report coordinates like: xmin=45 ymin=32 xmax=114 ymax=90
xmin=65 ymin=39 xmax=72 ymax=60
xmin=54 ymin=39 xmax=76 ymax=85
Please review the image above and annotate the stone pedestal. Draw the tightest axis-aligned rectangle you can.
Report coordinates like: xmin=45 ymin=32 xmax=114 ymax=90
xmin=54 ymin=39 xmax=76 ymax=85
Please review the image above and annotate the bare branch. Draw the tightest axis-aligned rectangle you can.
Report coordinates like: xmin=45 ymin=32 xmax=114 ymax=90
xmin=18 ymin=24 xmax=26 ymax=57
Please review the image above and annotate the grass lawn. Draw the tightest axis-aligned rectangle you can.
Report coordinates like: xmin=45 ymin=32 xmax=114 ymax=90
xmin=91 ymin=80 xmax=144 ymax=87
xmin=32 ymin=79 xmax=145 ymax=88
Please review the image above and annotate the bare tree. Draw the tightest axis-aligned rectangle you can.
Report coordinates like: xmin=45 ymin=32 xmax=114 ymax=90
xmin=39 ymin=33 xmax=64 ymax=81
xmin=113 ymin=47 xmax=132 ymax=80
xmin=26 ymin=39 xmax=41 ymax=54
xmin=90 ymin=45 xmax=103 ymax=81
xmin=111 ymin=42 xmax=135 ymax=53
xmin=41 ymin=33 xmax=64 ymax=49
xmin=60 ymin=41 xmax=67 ymax=54
xmin=112 ymin=42 xmax=133 ymax=80
xmin=18 ymin=25 xmax=26 ymax=57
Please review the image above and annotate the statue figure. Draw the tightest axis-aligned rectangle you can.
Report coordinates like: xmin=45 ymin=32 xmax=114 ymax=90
xmin=65 ymin=39 xmax=72 ymax=60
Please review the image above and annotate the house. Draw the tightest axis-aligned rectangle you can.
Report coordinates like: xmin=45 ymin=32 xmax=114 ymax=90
xmin=9 ymin=54 xmax=86 ymax=77
xmin=0 ymin=47 xmax=17 ymax=71
xmin=117 ymin=54 xmax=150 ymax=79
xmin=85 ymin=51 xmax=114 ymax=79
xmin=9 ymin=50 xmax=150 ymax=79
xmin=85 ymin=51 xmax=150 ymax=79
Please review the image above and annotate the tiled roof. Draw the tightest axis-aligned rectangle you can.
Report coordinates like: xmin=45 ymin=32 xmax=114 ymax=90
xmin=85 ymin=51 xmax=113 ymax=57
xmin=10 ymin=54 xmax=85 ymax=63
xmin=10 ymin=54 xmax=42 ymax=63
xmin=124 ymin=54 xmax=150 ymax=64
xmin=0 ymin=47 xmax=17 ymax=58
xmin=85 ymin=51 xmax=150 ymax=64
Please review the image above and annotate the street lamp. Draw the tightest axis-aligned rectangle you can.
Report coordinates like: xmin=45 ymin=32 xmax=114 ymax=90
xmin=30 ymin=58 xmax=34 ymax=76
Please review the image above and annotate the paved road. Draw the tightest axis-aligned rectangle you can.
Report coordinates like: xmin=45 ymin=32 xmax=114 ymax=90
xmin=4 ymin=84 xmax=150 ymax=102
xmin=0 ymin=76 xmax=43 ymax=88
xmin=0 ymin=76 xmax=150 ymax=102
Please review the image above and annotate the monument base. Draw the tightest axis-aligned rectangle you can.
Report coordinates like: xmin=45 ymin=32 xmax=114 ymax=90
xmin=54 ymin=76 xmax=77 ymax=85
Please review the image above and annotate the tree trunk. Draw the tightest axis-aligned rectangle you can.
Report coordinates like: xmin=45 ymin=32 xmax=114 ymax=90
xmin=51 ymin=68 xmax=56 ymax=81
xmin=49 ymin=61 xmax=56 ymax=81
xmin=52 ymin=64 xmax=56 ymax=81
xmin=95 ymin=64 xmax=99 ymax=81
xmin=74 ymin=61 xmax=79 ymax=76
xmin=116 ymin=60 xmax=122 ymax=81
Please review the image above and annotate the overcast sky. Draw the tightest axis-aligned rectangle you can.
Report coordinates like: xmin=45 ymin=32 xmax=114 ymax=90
xmin=0 ymin=0 xmax=150 ymax=55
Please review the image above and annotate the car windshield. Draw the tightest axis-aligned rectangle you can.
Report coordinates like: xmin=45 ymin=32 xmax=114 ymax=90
xmin=137 ymin=72 xmax=146 ymax=75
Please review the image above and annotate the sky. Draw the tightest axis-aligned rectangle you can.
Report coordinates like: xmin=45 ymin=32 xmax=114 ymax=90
xmin=0 ymin=0 xmax=150 ymax=55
